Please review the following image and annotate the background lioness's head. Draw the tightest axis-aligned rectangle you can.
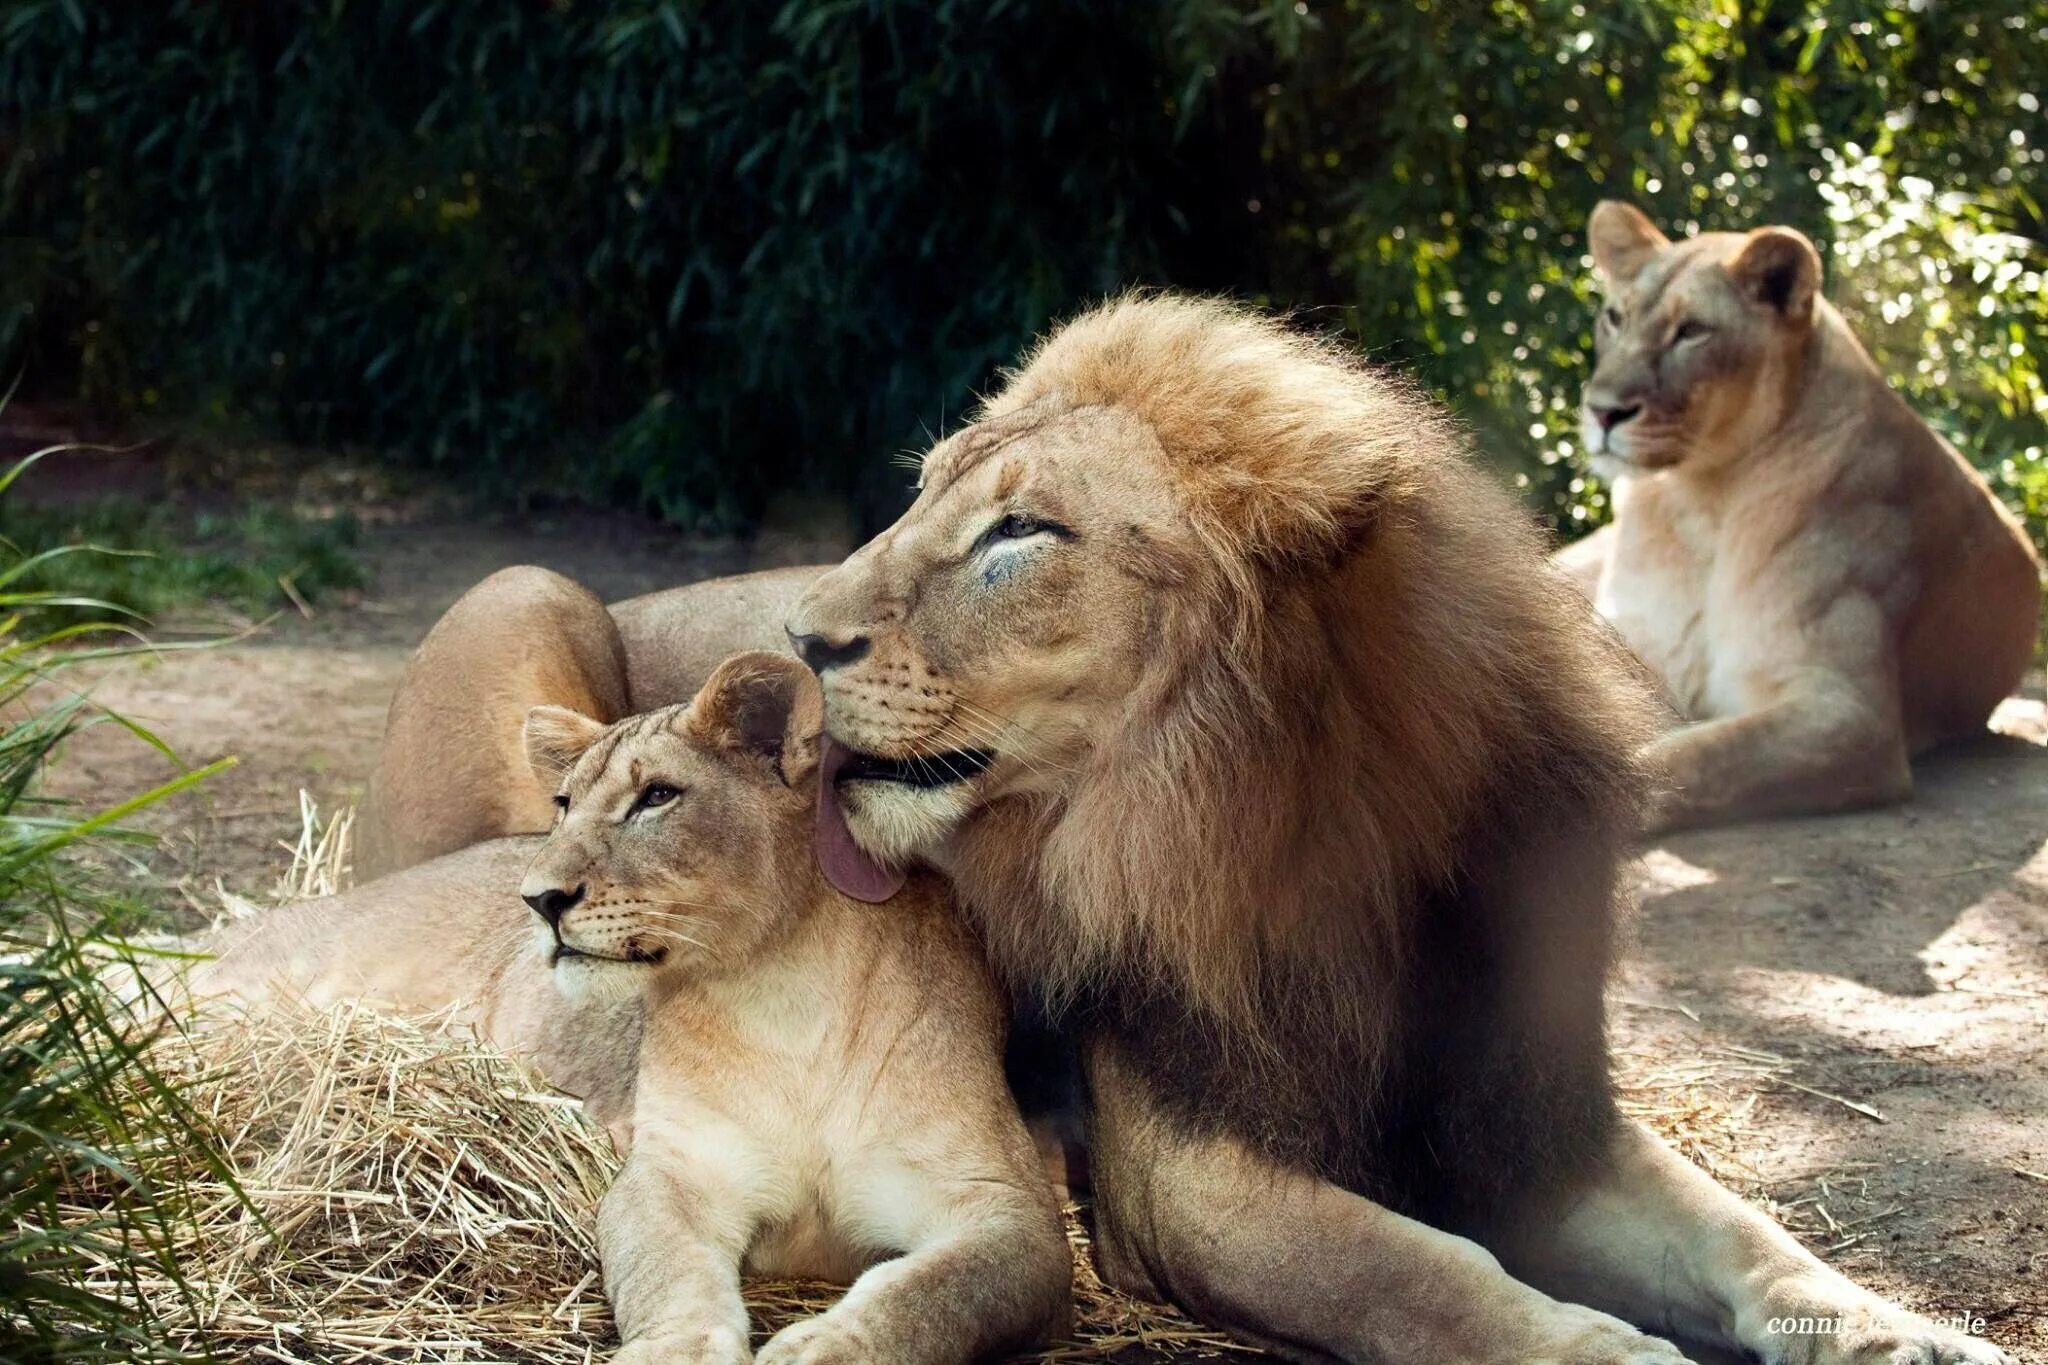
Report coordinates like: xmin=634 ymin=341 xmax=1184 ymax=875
xmin=1581 ymin=199 xmax=1826 ymax=480
xmin=519 ymin=651 xmax=823 ymax=996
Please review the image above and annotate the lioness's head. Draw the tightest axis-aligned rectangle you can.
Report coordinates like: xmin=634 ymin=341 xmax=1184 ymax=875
xmin=1581 ymin=200 xmax=1824 ymax=480
xmin=518 ymin=651 xmax=823 ymax=997
xmin=786 ymin=295 xmax=1422 ymax=903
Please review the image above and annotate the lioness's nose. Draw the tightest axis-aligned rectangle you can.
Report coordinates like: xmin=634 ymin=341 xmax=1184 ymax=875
xmin=787 ymin=628 xmax=870 ymax=675
xmin=523 ymin=883 xmax=586 ymax=928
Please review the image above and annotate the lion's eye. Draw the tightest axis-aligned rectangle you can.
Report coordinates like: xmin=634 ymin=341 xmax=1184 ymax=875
xmin=1674 ymin=319 xmax=1712 ymax=343
xmin=1602 ymin=303 xmax=1623 ymax=328
xmin=638 ymin=783 xmax=680 ymax=810
xmin=552 ymin=793 xmax=569 ymax=811
xmin=992 ymin=512 xmax=1044 ymax=541
xmin=980 ymin=511 xmax=1069 ymax=549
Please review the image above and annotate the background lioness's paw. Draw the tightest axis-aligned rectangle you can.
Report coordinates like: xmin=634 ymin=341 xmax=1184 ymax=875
xmin=614 ymin=1325 xmax=752 ymax=1365
xmin=753 ymin=1311 xmax=884 ymax=1365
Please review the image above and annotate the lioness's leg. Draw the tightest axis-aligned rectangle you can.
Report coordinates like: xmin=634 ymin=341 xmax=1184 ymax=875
xmin=1554 ymin=522 xmax=1617 ymax=598
xmin=1083 ymin=1040 xmax=1691 ymax=1365
xmin=1646 ymin=686 xmax=1910 ymax=832
xmin=359 ymin=566 xmax=630 ymax=878
xmin=755 ymin=1183 xmax=1068 ymax=1365
xmin=599 ymin=1149 xmax=753 ymax=1365
xmin=1501 ymin=1120 xmax=2012 ymax=1365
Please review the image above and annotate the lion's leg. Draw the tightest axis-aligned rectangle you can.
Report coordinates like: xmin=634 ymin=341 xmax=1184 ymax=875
xmin=1082 ymin=1040 xmax=1691 ymax=1365
xmin=1645 ymin=685 xmax=1910 ymax=833
xmin=359 ymin=566 xmax=631 ymax=879
xmin=1500 ymin=1120 xmax=2011 ymax=1365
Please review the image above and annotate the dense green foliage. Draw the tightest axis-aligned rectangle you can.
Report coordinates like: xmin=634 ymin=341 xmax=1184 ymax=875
xmin=3 ymin=1 xmax=2042 ymax=540
xmin=0 ymin=450 xmax=235 ymax=1359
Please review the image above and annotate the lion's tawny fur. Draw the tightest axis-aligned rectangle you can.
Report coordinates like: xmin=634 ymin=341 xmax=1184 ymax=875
xmin=794 ymin=294 xmax=1662 ymax=1213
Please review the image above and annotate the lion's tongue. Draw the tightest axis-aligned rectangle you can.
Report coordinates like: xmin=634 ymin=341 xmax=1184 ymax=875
xmin=813 ymin=738 xmax=906 ymax=904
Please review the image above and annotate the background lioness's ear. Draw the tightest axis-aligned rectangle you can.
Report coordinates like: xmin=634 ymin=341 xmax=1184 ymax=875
xmin=524 ymin=705 xmax=607 ymax=789
xmin=1588 ymin=200 xmax=1669 ymax=284
xmin=691 ymin=651 xmax=823 ymax=787
xmin=1727 ymin=226 xmax=1821 ymax=325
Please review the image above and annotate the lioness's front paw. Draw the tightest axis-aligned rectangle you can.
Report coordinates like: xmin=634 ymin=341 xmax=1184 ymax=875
xmin=614 ymin=1324 xmax=752 ymax=1365
xmin=1529 ymin=1304 xmax=1696 ymax=1365
xmin=1749 ymin=1283 xmax=2011 ymax=1365
xmin=754 ymin=1310 xmax=881 ymax=1365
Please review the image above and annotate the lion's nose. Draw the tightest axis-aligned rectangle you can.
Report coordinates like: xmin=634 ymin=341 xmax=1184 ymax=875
xmin=786 ymin=628 xmax=870 ymax=675
xmin=523 ymin=883 xmax=586 ymax=928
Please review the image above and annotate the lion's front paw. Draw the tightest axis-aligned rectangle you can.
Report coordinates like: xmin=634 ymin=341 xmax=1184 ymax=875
xmin=1749 ymin=1281 xmax=2012 ymax=1365
xmin=1529 ymin=1303 xmax=1697 ymax=1364
xmin=753 ymin=1310 xmax=883 ymax=1365
xmin=614 ymin=1324 xmax=752 ymax=1365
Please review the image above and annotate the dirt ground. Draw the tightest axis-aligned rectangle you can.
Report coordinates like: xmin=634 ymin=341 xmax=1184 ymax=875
xmin=43 ymin=506 xmax=2048 ymax=1362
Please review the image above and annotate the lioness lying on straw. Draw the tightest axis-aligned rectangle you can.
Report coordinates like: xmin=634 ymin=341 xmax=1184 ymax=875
xmin=197 ymin=651 xmax=1070 ymax=1365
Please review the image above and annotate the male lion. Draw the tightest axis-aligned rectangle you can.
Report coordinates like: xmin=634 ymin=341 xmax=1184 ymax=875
xmin=201 ymin=654 xmax=1069 ymax=1365
xmin=1558 ymin=200 xmax=2041 ymax=831
xmin=359 ymin=296 xmax=2011 ymax=1363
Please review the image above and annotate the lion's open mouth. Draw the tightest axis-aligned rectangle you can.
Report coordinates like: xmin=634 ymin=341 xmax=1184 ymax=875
xmin=831 ymin=746 xmax=996 ymax=789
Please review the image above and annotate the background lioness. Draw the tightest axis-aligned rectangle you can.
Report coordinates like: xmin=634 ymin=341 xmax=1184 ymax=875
xmin=200 ymin=652 xmax=1069 ymax=1365
xmin=1558 ymin=200 xmax=2042 ymax=831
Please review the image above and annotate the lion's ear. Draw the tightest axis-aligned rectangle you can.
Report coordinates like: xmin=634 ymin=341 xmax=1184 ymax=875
xmin=1588 ymin=201 xmax=1669 ymax=284
xmin=524 ymin=705 xmax=607 ymax=789
xmin=692 ymin=651 xmax=823 ymax=787
xmin=1728 ymin=226 xmax=1820 ymax=325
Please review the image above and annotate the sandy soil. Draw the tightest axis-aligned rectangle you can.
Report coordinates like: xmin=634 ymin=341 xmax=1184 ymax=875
xmin=41 ymin=508 xmax=2047 ymax=1362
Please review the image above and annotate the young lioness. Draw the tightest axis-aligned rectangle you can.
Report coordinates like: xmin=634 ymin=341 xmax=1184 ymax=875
xmin=198 ymin=651 xmax=1069 ymax=1365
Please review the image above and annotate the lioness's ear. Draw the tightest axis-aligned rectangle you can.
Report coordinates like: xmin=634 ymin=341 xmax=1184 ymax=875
xmin=1728 ymin=226 xmax=1820 ymax=325
xmin=524 ymin=705 xmax=607 ymax=789
xmin=692 ymin=651 xmax=823 ymax=787
xmin=1588 ymin=200 xmax=1669 ymax=284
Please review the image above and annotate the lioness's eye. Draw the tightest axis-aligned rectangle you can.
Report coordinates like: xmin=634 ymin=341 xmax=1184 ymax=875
xmin=552 ymin=793 xmax=569 ymax=810
xmin=1674 ymin=319 xmax=1712 ymax=342
xmin=1602 ymin=303 xmax=1623 ymax=327
xmin=639 ymin=783 xmax=680 ymax=810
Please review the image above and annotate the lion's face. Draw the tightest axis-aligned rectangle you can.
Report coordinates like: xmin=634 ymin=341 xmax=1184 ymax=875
xmin=517 ymin=652 xmax=821 ymax=999
xmin=1581 ymin=200 xmax=1822 ymax=481
xmin=787 ymin=402 xmax=1186 ymax=887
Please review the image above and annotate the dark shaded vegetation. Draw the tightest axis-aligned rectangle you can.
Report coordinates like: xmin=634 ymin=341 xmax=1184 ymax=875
xmin=0 ymin=496 xmax=362 ymax=630
xmin=0 ymin=449 xmax=238 ymax=1359
xmin=2 ymin=1 xmax=2041 ymax=543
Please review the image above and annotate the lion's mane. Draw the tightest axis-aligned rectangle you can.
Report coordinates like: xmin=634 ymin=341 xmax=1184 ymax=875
xmin=951 ymin=296 xmax=1661 ymax=1220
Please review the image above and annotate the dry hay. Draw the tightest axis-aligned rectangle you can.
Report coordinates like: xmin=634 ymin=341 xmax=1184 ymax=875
xmin=1615 ymin=1038 xmax=1785 ymax=1190
xmin=59 ymin=999 xmax=1250 ymax=1364
xmin=88 ymin=1001 xmax=619 ymax=1363
xmin=52 ymin=796 xmax=1770 ymax=1362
